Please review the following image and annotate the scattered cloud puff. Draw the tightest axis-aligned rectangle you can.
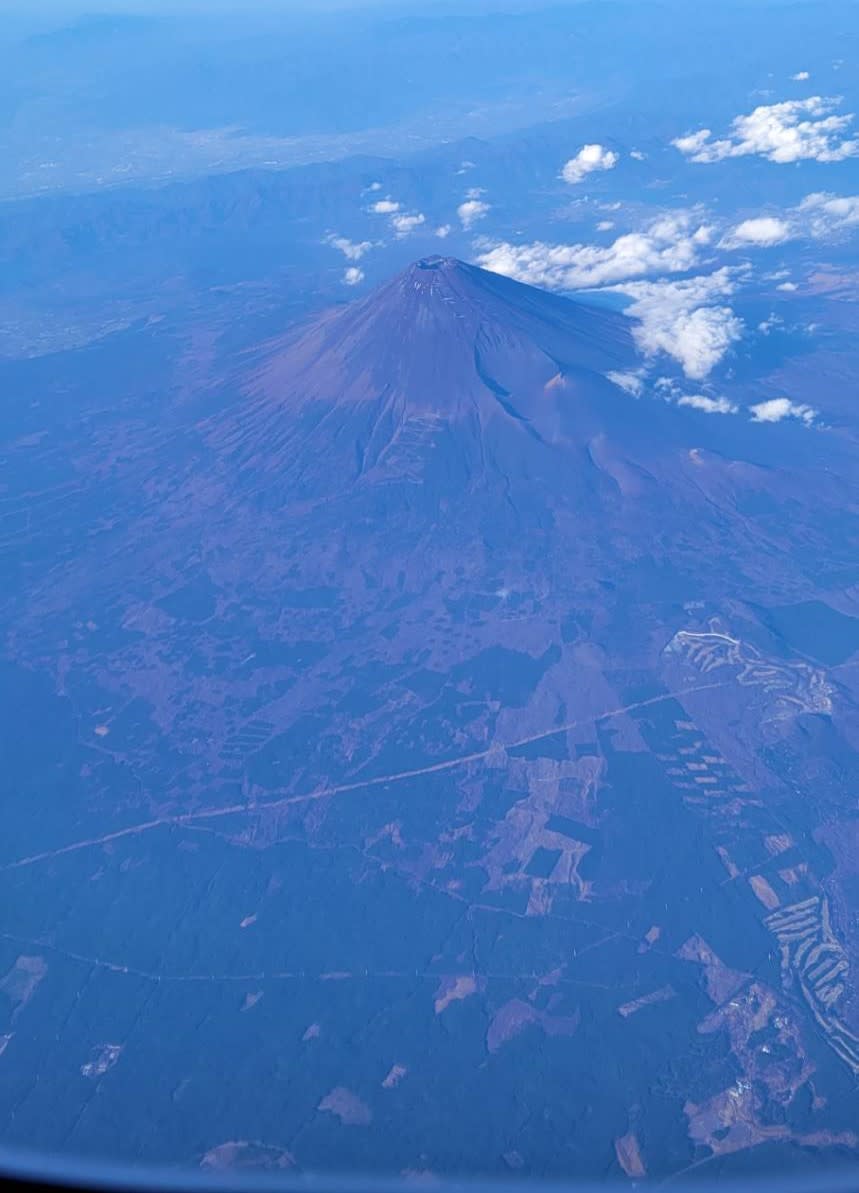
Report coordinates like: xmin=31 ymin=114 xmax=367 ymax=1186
xmin=673 ymin=97 xmax=859 ymax=164
xmin=614 ymin=373 xmax=739 ymax=416
xmin=607 ymin=370 xmax=644 ymax=397
xmin=366 ymin=181 xmax=383 ymax=192
xmin=391 ymin=212 xmax=426 ymax=238
xmin=630 ymin=149 xmax=647 ymax=161
xmin=458 ymin=189 xmax=491 ymax=229
xmin=561 ymin=143 xmax=620 ymax=184
xmin=750 ymin=398 xmax=817 ymax=424
xmin=476 ymin=212 xmax=713 ymax=292
xmin=792 ymin=71 xmax=811 ymax=81
xmin=343 ymin=267 xmax=364 ymax=286
xmin=677 ymin=394 xmax=739 ymax=414
xmin=616 ymin=268 xmax=744 ymax=380
xmin=798 ymin=191 xmax=859 ymax=235
xmin=368 ymin=196 xmax=428 ymax=238
xmin=597 ymin=220 xmax=615 ymax=231
xmin=758 ymin=313 xmax=783 ymax=334
xmin=371 ymin=198 xmax=400 ymax=214
xmin=326 ymin=235 xmax=374 ymax=261
xmin=435 ymin=224 xmax=452 ymax=239
xmin=777 ymin=280 xmax=798 ymax=291
xmin=720 ymin=216 xmax=793 ymax=248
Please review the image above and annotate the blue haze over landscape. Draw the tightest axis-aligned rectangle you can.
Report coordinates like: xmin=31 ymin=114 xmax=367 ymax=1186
xmin=2 ymin=0 xmax=859 ymax=1186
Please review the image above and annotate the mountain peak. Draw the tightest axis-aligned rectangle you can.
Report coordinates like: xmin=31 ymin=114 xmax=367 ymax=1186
xmin=212 ymin=258 xmax=650 ymax=495
xmin=243 ymin=257 xmax=637 ymax=416
xmin=410 ymin=254 xmax=462 ymax=272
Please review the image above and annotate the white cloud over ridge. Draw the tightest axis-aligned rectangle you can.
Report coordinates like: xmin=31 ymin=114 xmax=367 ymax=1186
xmin=561 ymin=144 xmax=620 ymax=184
xmin=673 ymin=97 xmax=859 ymax=164
xmin=720 ymin=216 xmax=793 ymax=248
xmin=750 ymin=398 xmax=817 ymax=424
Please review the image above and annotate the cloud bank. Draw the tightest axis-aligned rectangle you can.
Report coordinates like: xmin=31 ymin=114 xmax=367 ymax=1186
xmin=618 ymin=270 xmax=744 ymax=380
xmin=673 ymin=97 xmax=859 ymax=164
xmin=476 ymin=212 xmax=712 ymax=291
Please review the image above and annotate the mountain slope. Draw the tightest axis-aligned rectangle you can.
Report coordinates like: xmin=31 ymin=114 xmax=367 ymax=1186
xmin=205 ymin=255 xmax=687 ymax=502
xmin=4 ymin=255 xmax=859 ymax=1172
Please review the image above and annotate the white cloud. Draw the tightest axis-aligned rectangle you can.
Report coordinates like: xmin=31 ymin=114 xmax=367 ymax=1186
xmin=391 ymin=212 xmax=426 ymax=238
xmin=630 ymin=149 xmax=647 ymax=161
xmin=435 ymin=224 xmax=452 ymax=239
xmin=758 ymin=313 xmax=783 ymax=334
xmin=616 ymin=269 xmax=744 ymax=380
xmin=607 ymin=371 xmax=644 ymax=397
xmin=677 ymin=394 xmax=738 ymax=414
xmin=777 ymin=281 xmax=798 ymax=291
xmin=798 ymin=191 xmax=859 ymax=235
xmin=561 ymin=143 xmax=620 ymax=184
xmin=720 ymin=216 xmax=794 ymax=248
xmin=343 ymin=267 xmax=365 ymax=286
xmin=792 ymin=71 xmax=811 ymax=81
xmin=458 ymin=198 xmax=491 ymax=230
xmin=749 ymin=397 xmax=817 ymax=424
xmin=326 ymin=234 xmax=374 ymax=261
xmin=369 ymin=197 xmax=429 ymax=239
xmin=366 ymin=181 xmax=382 ymax=192
xmin=371 ymin=198 xmax=400 ymax=214
xmin=476 ymin=211 xmax=713 ymax=291
xmin=719 ymin=191 xmax=859 ymax=249
xmin=673 ymin=97 xmax=859 ymax=164
xmin=597 ymin=220 xmax=615 ymax=231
